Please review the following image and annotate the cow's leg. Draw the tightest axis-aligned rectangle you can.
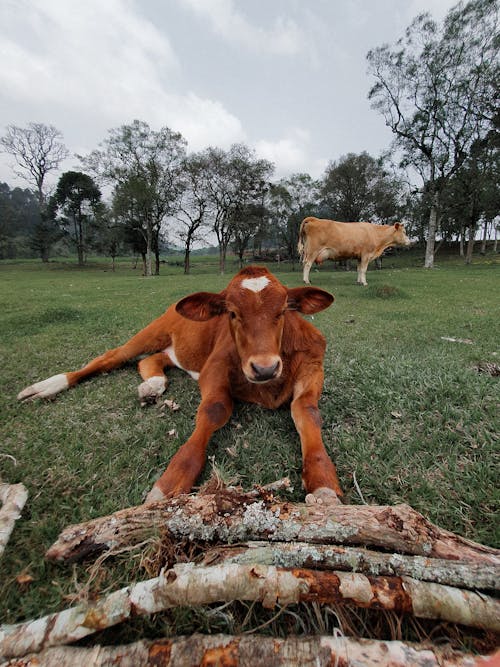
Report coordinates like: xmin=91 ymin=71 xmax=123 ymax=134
xmin=137 ymin=350 xmax=175 ymax=404
xmin=302 ymin=258 xmax=313 ymax=284
xmin=146 ymin=382 xmax=233 ymax=502
xmin=291 ymin=370 xmax=343 ymax=504
xmin=356 ymin=257 xmax=369 ymax=286
xmin=18 ymin=315 xmax=171 ymax=401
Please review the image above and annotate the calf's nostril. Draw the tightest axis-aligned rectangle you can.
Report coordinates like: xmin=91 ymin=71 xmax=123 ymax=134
xmin=251 ymin=360 xmax=280 ymax=380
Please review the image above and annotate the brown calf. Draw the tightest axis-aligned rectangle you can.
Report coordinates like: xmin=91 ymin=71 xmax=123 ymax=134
xmin=298 ymin=216 xmax=411 ymax=286
xmin=18 ymin=267 xmax=342 ymax=504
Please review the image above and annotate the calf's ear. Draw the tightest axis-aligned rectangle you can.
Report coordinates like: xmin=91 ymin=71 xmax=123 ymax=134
xmin=176 ymin=291 xmax=227 ymax=321
xmin=287 ymin=287 xmax=334 ymax=314
xmin=394 ymin=222 xmax=402 ymax=230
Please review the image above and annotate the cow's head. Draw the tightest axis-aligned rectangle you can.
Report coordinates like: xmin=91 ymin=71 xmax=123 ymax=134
xmin=392 ymin=222 xmax=411 ymax=247
xmin=176 ymin=266 xmax=334 ymax=384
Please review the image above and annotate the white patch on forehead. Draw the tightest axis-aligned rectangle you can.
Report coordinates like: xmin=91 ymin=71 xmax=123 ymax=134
xmin=241 ymin=276 xmax=270 ymax=292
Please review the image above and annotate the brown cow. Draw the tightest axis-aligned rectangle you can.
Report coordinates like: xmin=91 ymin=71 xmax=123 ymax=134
xmin=298 ymin=216 xmax=411 ymax=286
xmin=18 ymin=266 xmax=343 ymax=505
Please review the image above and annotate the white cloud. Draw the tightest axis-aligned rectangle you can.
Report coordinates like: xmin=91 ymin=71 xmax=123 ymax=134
xmin=0 ymin=0 xmax=177 ymax=109
xmin=0 ymin=0 xmax=245 ymax=160
xmin=168 ymin=93 xmax=245 ymax=151
xmin=178 ymin=0 xmax=303 ymax=55
xmin=254 ymin=129 xmax=326 ymax=179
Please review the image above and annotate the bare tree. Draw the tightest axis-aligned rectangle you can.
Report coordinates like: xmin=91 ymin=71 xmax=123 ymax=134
xmin=0 ymin=123 xmax=68 ymax=206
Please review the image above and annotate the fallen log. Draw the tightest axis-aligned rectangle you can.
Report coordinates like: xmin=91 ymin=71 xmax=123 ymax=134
xmin=203 ymin=541 xmax=499 ymax=591
xmin=0 ymin=484 xmax=28 ymax=559
xmin=1 ymin=563 xmax=499 ymax=660
xmin=46 ymin=490 xmax=500 ymax=566
xmin=1 ymin=634 xmax=495 ymax=667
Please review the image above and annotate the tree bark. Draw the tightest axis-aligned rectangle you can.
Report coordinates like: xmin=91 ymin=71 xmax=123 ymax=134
xmin=1 ymin=634 xmax=493 ymax=667
xmin=466 ymin=224 xmax=475 ymax=264
xmin=424 ymin=191 xmax=439 ymax=268
xmin=46 ymin=492 xmax=500 ymax=566
xmin=1 ymin=563 xmax=499 ymax=660
xmin=204 ymin=541 xmax=499 ymax=591
xmin=480 ymin=220 xmax=488 ymax=255
xmin=0 ymin=483 xmax=28 ymax=559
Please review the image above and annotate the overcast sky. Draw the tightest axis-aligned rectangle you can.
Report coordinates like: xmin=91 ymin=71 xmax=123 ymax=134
xmin=1 ymin=0 xmax=458 ymax=192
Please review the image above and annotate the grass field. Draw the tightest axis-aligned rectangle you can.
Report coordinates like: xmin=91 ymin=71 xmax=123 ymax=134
xmin=0 ymin=252 xmax=499 ymax=640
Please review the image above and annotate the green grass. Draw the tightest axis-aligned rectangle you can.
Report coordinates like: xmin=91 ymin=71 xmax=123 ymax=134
xmin=0 ymin=254 xmax=499 ymax=640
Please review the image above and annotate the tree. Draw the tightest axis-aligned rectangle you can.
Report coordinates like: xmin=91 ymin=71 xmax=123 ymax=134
xmin=367 ymin=0 xmax=498 ymax=268
xmin=0 ymin=184 xmax=41 ymax=259
xmin=82 ymin=121 xmax=186 ymax=276
xmin=440 ymin=130 xmax=500 ymax=262
xmin=320 ymin=152 xmax=401 ymax=222
xmin=0 ymin=123 xmax=69 ymax=262
xmin=176 ymin=153 xmax=211 ymax=274
xmin=98 ymin=217 xmax=127 ymax=272
xmin=269 ymin=174 xmax=319 ymax=266
xmin=0 ymin=123 xmax=68 ymax=205
xmin=50 ymin=171 xmax=102 ymax=266
xmin=205 ymin=144 xmax=273 ymax=274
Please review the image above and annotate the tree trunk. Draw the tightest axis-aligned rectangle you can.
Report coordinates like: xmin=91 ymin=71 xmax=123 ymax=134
xmin=2 ymin=634 xmax=493 ymax=667
xmin=480 ymin=219 xmax=488 ymax=255
xmin=0 ymin=483 xmax=28 ymax=559
xmin=205 ymin=541 xmax=499 ymax=591
xmin=459 ymin=226 xmax=465 ymax=256
xmin=45 ymin=492 xmax=500 ymax=566
xmin=1 ymin=563 xmax=498 ymax=660
xmin=145 ymin=226 xmax=153 ymax=277
xmin=219 ymin=245 xmax=226 ymax=274
xmin=424 ymin=191 xmax=439 ymax=268
xmin=184 ymin=235 xmax=192 ymax=274
xmin=465 ymin=224 xmax=475 ymax=265
xmin=154 ymin=247 xmax=160 ymax=275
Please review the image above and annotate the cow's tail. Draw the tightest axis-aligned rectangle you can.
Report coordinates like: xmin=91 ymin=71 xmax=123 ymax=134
xmin=297 ymin=217 xmax=313 ymax=261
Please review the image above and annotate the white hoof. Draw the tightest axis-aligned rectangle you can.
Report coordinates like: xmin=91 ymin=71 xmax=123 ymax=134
xmin=144 ymin=485 xmax=166 ymax=504
xmin=138 ymin=376 xmax=166 ymax=404
xmin=17 ymin=374 xmax=69 ymax=401
xmin=305 ymin=487 xmax=342 ymax=506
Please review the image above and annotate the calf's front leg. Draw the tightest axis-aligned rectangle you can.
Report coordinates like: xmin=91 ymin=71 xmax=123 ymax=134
xmin=146 ymin=386 xmax=233 ymax=503
xmin=291 ymin=370 xmax=343 ymax=504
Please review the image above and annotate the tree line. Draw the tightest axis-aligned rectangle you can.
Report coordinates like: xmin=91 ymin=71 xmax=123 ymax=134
xmin=0 ymin=0 xmax=498 ymax=274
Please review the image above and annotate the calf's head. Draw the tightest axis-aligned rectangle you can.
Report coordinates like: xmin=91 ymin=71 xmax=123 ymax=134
xmin=176 ymin=267 xmax=334 ymax=384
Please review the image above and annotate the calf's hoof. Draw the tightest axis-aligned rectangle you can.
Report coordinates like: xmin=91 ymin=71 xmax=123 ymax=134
xmin=17 ymin=374 xmax=69 ymax=401
xmin=305 ymin=487 xmax=343 ymax=506
xmin=144 ymin=485 xmax=167 ymax=504
xmin=138 ymin=376 xmax=166 ymax=405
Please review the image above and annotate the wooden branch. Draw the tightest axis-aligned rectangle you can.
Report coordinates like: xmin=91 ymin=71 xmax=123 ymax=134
xmin=1 ymin=634 xmax=494 ymax=667
xmin=46 ymin=490 xmax=500 ymax=566
xmin=1 ymin=563 xmax=499 ymax=660
xmin=203 ymin=541 xmax=499 ymax=591
xmin=0 ymin=483 xmax=28 ymax=559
